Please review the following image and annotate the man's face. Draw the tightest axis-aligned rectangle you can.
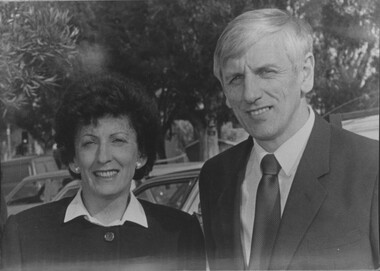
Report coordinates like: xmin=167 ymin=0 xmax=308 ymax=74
xmin=221 ymin=35 xmax=313 ymax=152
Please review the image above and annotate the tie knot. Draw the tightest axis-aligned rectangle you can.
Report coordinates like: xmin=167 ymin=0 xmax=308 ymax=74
xmin=261 ymin=154 xmax=281 ymax=176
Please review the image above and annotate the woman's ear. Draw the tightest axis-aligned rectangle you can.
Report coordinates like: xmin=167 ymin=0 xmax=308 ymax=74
xmin=300 ymin=52 xmax=315 ymax=95
xmin=136 ymin=156 xmax=147 ymax=169
xmin=69 ymin=162 xmax=81 ymax=174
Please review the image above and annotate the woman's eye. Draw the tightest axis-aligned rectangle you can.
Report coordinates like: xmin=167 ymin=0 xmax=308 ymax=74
xmin=82 ymin=141 xmax=95 ymax=147
xmin=228 ymin=74 xmax=243 ymax=85
xmin=113 ymin=138 xmax=127 ymax=144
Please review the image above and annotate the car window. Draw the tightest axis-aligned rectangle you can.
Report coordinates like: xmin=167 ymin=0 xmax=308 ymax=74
xmin=8 ymin=181 xmax=45 ymax=204
xmin=58 ymin=186 xmax=80 ymax=200
xmin=8 ymin=177 xmax=73 ymax=205
xmin=136 ymin=177 xmax=197 ymax=210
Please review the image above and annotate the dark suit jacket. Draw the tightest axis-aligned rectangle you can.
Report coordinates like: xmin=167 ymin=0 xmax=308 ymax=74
xmin=1 ymin=197 xmax=205 ymax=271
xmin=199 ymin=114 xmax=379 ymax=270
xmin=0 ymin=190 xmax=7 ymax=238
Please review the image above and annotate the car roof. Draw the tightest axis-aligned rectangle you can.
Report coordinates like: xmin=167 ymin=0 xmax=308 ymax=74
xmin=17 ymin=169 xmax=71 ymax=182
xmin=148 ymin=162 xmax=204 ymax=178
xmin=135 ymin=167 xmax=201 ymax=193
xmin=342 ymin=114 xmax=379 ymax=140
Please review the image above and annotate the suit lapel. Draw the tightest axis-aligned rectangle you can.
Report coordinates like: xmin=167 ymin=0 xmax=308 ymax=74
xmin=216 ymin=137 xmax=253 ymax=269
xmin=270 ymin=115 xmax=331 ymax=270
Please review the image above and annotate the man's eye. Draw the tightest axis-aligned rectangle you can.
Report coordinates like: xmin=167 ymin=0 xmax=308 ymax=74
xmin=259 ymin=69 xmax=276 ymax=77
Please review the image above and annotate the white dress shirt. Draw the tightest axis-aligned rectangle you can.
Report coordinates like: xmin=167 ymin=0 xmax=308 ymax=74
xmin=64 ymin=189 xmax=148 ymax=228
xmin=240 ymin=107 xmax=315 ymax=265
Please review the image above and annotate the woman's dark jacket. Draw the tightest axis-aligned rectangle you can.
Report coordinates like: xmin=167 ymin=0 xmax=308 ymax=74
xmin=1 ymin=197 xmax=205 ymax=271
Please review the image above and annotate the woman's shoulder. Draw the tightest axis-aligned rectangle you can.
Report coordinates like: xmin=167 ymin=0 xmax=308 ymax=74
xmin=8 ymin=197 xmax=73 ymax=226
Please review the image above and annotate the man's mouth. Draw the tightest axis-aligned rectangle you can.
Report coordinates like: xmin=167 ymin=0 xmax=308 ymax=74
xmin=93 ymin=170 xmax=119 ymax=178
xmin=248 ymin=106 xmax=272 ymax=116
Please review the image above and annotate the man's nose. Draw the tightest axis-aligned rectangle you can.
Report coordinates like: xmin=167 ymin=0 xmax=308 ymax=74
xmin=97 ymin=143 xmax=112 ymax=163
xmin=242 ymin=75 xmax=262 ymax=103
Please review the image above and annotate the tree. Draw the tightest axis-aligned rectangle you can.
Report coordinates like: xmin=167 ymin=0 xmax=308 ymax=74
xmin=124 ymin=0 xmax=288 ymax=160
xmin=0 ymin=2 xmax=79 ymax=151
xmin=3 ymin=0 xmax=377 ymax=159
xmin=68 ymin=0 xmax=378 ymax=160
xmin=297 ymin=0 xmax=379 ymax=115
xmin=66 ymin=0 xmax=287 ymax=160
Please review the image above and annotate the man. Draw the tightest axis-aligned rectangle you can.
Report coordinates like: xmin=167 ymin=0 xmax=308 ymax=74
xmin=199 ymin=8 xmax=379 ymax=270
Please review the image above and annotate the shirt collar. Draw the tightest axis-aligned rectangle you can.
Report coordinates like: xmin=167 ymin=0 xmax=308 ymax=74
xmin=253 ymin=107 xmax=315 ymax=176
xmin=64 ymin=189 xmax=148 ymax=228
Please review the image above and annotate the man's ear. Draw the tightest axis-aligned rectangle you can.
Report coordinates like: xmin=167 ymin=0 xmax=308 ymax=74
xmin=300 ymin=52 xmax=315 ymax=95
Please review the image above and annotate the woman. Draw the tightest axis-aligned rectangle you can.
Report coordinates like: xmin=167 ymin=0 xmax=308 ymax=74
xmin=1 ymin=74 xmax=205 ymax=270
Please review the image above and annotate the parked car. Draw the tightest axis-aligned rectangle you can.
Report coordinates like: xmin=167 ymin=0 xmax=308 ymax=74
xmin=6 ymin=162 xmax=204 ymax=216
xmin=5 ymin=169 xmax=75 ymax=216
xmin=1 ymin=155 xmax=59 ymax=196
xmin=328 ymin=108 xmax=379 ymax=140
xmin=341 ymin=110 xmax=379 ymax=140
xmin=134 ymin=164 xmax=202 ymax=214
xmin=5 ymin=106 xmax=378 ymax=218
xmin=54 ymin=163 xmax=204 ymax=216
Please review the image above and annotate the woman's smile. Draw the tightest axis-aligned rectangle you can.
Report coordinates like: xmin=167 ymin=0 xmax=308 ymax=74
xmin=72 ymin=115 xmax=143 ymax=199
xmin=93 ymin=169 xmax=119 ymax=179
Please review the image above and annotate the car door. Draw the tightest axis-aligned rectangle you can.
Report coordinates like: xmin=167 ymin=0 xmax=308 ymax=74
xmin=133 ymin=170 xmax=200 ymax=214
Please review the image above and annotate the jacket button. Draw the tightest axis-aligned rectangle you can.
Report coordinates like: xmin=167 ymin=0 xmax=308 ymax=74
xmin=104 ymin=232 xmax=115 ymax=242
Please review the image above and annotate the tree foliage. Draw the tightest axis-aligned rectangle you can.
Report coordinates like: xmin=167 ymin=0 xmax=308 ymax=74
xmin=298 ymin=0 xmax=379 ymax=115
xmin=64 ymin=0 xmax=286 ymax=159
xmin=0 ymin=2 xmax=79 ymax=149
xmin=1 ymin=0 xmax=378 ymax=157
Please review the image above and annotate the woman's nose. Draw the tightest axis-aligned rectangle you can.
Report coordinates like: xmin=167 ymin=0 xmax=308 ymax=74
xmin=97 ymin=143 xmax=112 ymax=163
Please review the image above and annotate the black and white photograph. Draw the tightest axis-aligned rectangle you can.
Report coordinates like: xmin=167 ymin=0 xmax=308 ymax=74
xmin=0 ymin=0 xmax=379 ymax=270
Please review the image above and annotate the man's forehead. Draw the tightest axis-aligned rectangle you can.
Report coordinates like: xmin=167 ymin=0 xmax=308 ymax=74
xmin=223 ymin=57 xmax=245 ymax=73
xmin=222 ymin=41 xmax=291 ymax=73
xmin=222 ymin=55 xmax=284 ymax=74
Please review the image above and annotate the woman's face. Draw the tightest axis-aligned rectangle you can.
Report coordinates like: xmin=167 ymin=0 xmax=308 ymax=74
xmin=70 ymin=115 xmax=146 ymax=202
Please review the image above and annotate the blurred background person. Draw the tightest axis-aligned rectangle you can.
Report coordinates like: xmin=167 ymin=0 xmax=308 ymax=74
xmin=1 ymin=74 xmax=205 ymax=270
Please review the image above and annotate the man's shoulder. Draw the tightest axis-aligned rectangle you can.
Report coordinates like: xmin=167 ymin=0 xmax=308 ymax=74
xmin=202 ymin=137 xmax=251 ymax=169
xmin=330 ymin=124 xmax=378 ymax=158
xmin=199 ymin=138 xmax=252 ymax=193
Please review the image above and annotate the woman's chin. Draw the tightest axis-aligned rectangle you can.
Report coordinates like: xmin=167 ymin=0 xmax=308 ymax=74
xmin=100 ymin=187 xmax=130 ymax=200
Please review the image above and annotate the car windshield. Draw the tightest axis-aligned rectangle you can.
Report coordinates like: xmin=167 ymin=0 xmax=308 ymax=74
xmin=136 ymin=177 xmax=197 ymax=210
xmin=8 ymin=176 xmax=74 ymax=205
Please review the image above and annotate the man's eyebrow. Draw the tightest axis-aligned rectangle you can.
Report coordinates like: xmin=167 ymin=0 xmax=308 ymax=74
xmin=247 ymin=63 xmax=279 ymax=72
xmin=223 ymin=62 xmax=281 ymax=79
xmin=224 ymin=71 xmax=242 ymax=78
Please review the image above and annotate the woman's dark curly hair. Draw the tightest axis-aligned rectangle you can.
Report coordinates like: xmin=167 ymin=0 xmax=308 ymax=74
xmin=54 ymin=74 xmax=161 ymax=180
